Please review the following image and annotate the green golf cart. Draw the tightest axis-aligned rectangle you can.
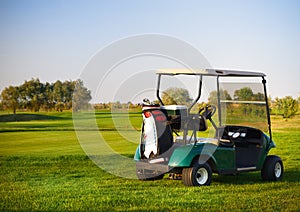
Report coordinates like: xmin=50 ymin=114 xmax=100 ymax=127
xmin=134 ymin=69 xmax=283 ymax=186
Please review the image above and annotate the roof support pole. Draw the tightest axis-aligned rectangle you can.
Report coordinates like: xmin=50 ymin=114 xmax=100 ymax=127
xmin=156 ymin=74 xmax=164 ymax=105
xmin=217 ymin=76 xmax=222 ymax=127
xmin=262 ymin=77 xmax=272 ymax=140
xmin=188 ymin=75 xmax=202 ymax=113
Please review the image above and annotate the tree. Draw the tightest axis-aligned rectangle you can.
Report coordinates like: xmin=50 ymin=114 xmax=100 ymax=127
xmin=274 ymin=96 xmax=298 ymax=118
xmin=234 ymin=87 xmax=253 ymax=101
xmin=53 ymin=80 xmax=63 ymax=111
xmin=1 ymin=86 xmax=19 ymax=114
xmin=72 ymin=80 xmax=92 ymax=112
xmin=0 ymin=78 xmax=91 ymax=113
xmin=161 ymin=87 xmax=192 ymax=105
xmin=42 ymin=82 xmax=54 ymax=111
xmin=208 ymin=89 xmax=232 ymax=104
xmin=253 ymin=92 xmax=265 ymax=101
xmin=31 ymin=79 xmax=44 ymax=112
xmin=19 ymin=78 xmax=44 ymax=112
xmin=62 ymin=80 xmax=75 ymax=110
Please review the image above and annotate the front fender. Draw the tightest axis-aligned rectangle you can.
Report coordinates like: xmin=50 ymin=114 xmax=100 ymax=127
xmin=264 ymin=133 xmax=276 ymax=153
xmin=134 ymin=146 xmax=141 ymax=161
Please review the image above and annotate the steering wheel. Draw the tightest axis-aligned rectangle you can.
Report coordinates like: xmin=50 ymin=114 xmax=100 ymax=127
xmin=198 ymin=104 xmax=216 ymax=120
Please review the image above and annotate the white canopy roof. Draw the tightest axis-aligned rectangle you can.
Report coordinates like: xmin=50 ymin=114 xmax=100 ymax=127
xmin=156 ymin=69 xmax=266 ymax=77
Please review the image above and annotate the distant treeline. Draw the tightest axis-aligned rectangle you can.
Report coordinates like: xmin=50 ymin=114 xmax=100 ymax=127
xmin=93 ymin=102 xmax=140 ymax=110
xmin=1 ymin=80 xmax=299 ymax=118
xmin=0 ymin=78 xmax=91 ymax=113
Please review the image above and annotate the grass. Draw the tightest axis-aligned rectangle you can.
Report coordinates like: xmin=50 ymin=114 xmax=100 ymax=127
xmin=0 ymin=111 xmax=299 ymax=211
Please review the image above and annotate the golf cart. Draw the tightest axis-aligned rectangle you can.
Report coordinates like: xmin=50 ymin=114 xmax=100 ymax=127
xmin=134 ymin=69 xmax=283 ymax=186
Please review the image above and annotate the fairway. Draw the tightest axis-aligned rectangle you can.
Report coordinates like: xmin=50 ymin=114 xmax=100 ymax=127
xmin=0 ymin=112 xmax=299 ymax=211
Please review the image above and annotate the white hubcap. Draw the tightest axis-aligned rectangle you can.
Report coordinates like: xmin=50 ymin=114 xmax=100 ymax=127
xmin=196 ymin=168 xmax=208 ymax=185
xmin=274 ymin=162 xmax=282 ymax=178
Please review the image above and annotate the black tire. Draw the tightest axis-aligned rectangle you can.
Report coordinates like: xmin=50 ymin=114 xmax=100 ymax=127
xmin=261 ymin=155 xmax=283 ymax=181
xmin=182 ymin=162 xmax=212 ymax=186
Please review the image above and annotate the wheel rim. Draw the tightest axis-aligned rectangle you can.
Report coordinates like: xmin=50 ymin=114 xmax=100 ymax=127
xmin=274 ymin=162 xmax=282 ymax=178
xmin=196 ymin=168 xmax=208 ymax=185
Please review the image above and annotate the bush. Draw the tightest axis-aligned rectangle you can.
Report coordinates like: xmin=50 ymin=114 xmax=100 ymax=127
xmin=274 ymin=96 xmax=299 ymax=118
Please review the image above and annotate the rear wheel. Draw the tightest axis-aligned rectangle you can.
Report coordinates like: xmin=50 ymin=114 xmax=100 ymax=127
xmin=182 ymin=162 xmax=212 ymax=186
xmin=261 ymin=155 xmax=283 ymax=181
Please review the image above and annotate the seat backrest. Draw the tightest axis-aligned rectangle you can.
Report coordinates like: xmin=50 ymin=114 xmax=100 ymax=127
xmin=187 ymin=114 xmax=208 ymax=131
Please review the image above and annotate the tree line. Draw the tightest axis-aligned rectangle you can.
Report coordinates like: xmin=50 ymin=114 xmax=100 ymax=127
xmin=0 ymin=78 xmax=91 ymax=114
xmin=1 ymin=82 xmax=299 ymax=118
xmin=161 ymin=87 xmax=299 ymax=118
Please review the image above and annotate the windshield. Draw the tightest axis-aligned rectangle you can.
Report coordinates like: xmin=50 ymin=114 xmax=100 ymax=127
xmin=218 ymin=77 xmax=268 ymax=133
xmin=156 ymin=74 xmax=269 ymax=135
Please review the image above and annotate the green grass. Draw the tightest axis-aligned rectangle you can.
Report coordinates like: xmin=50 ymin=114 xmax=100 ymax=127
xmin=0 ymin=111 xmax=299 ymax=211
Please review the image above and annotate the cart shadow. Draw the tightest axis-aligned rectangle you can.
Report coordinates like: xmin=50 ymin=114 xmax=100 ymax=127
xmin=212 ymin=169 xmax=300 ymax=185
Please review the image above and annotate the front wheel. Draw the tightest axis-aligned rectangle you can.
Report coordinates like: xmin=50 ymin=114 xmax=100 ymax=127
xmin=182 ymin=162 xmax=212 ymax=186
xmin=261 ymin=155 xmax=283 ymax=181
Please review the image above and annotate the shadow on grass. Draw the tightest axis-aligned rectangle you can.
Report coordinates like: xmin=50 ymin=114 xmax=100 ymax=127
xmin=212 ymin=169 xmax=300 ymax=185
xmin=0 ymin=114 xmax=67 ymax=122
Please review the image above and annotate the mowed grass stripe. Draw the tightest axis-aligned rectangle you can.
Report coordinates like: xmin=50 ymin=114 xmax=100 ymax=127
xmin=0 ymin=131 xmax=83 ymax=156
xmin=0 ymin=111 xmax=142 ymax=132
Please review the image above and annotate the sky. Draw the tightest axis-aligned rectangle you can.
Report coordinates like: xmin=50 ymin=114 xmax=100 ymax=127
xmin=1 ymin=0 xmax=300 ymax=103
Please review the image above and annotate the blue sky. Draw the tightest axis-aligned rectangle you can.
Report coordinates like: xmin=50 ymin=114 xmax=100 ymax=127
xmin=1 ymin=0 xmax=299 ymax=102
